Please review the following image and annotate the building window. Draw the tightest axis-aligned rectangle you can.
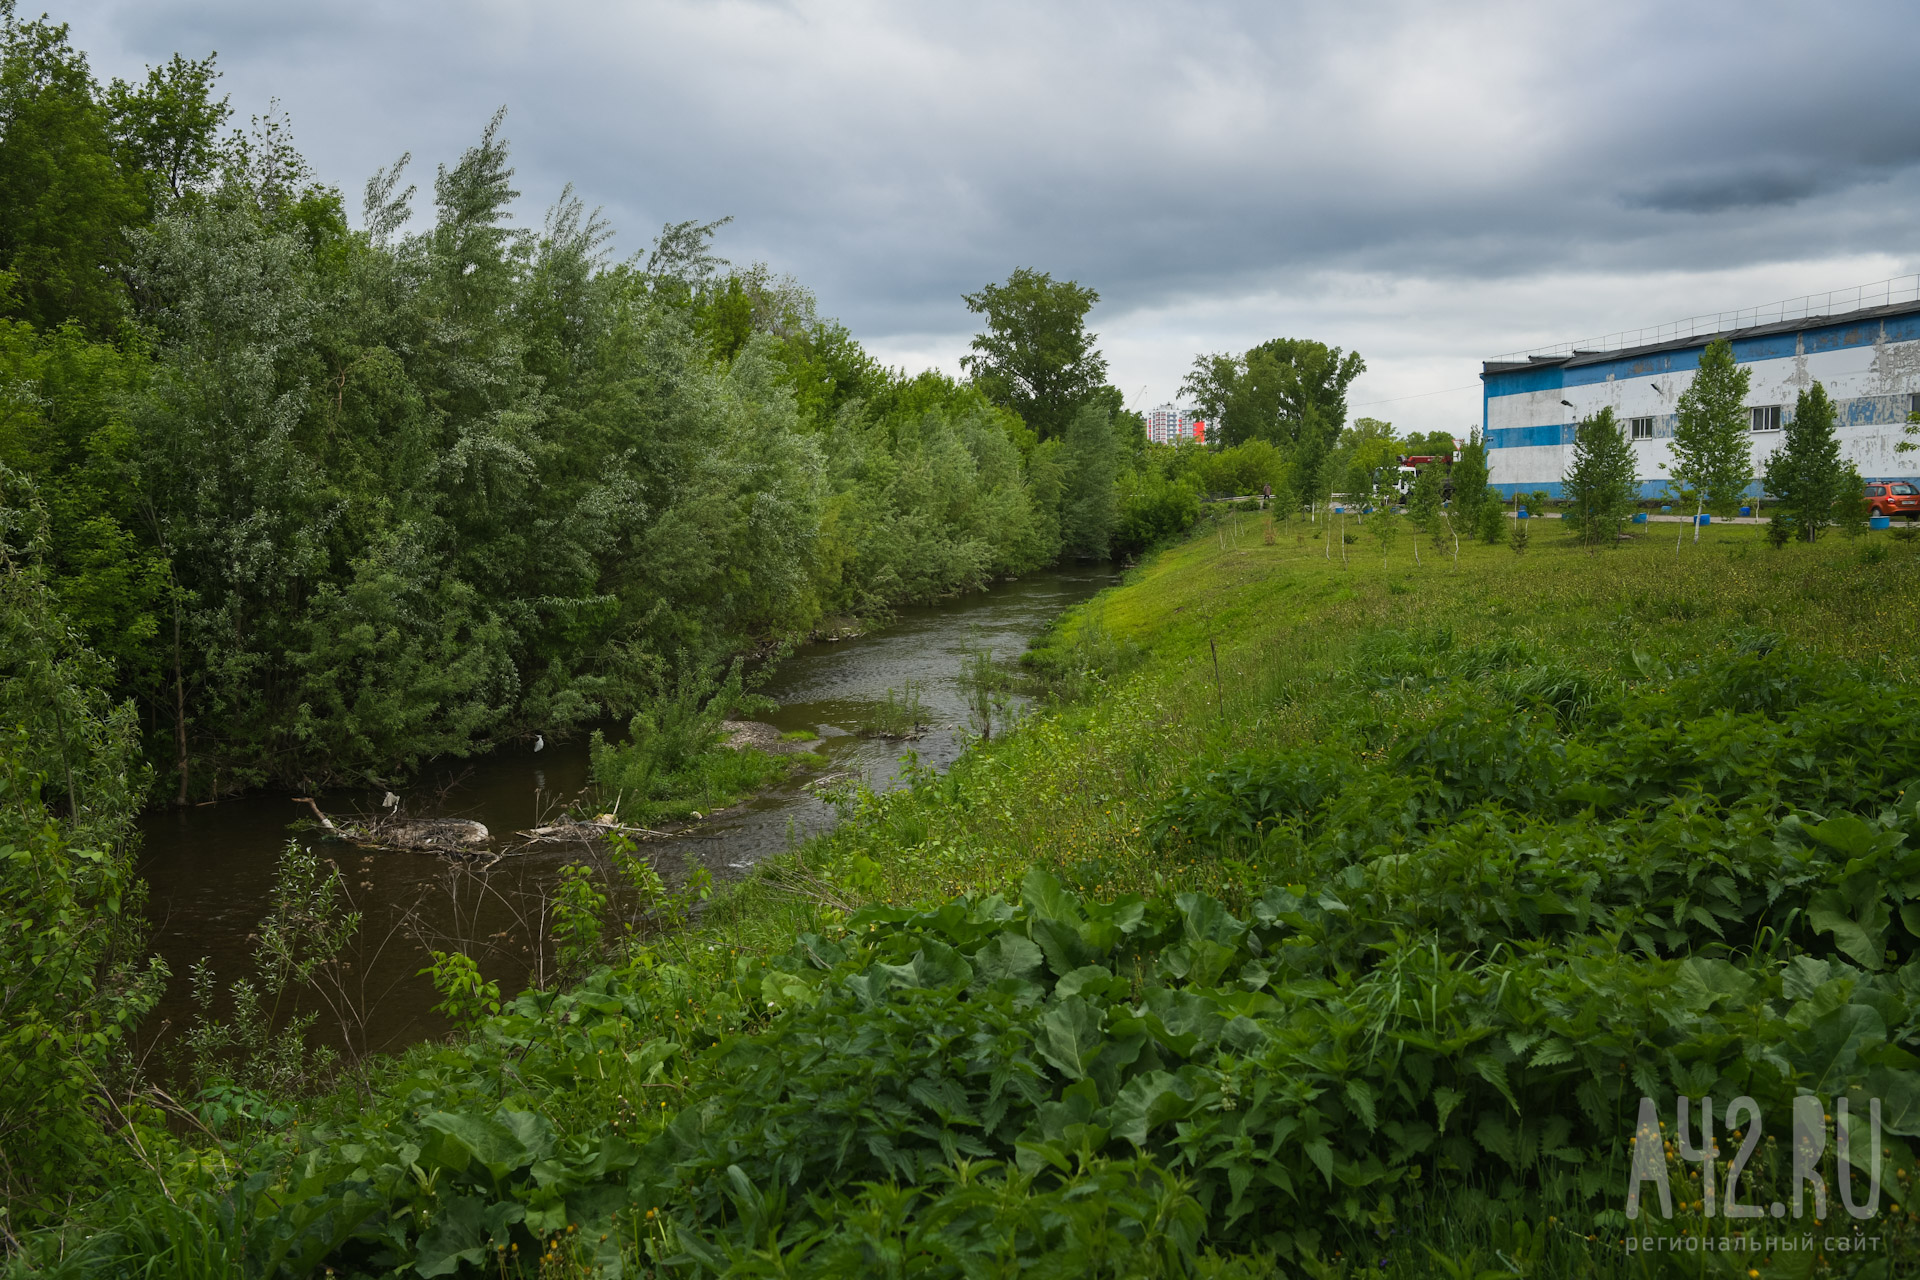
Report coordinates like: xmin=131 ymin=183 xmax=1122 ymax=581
xmin=1750 ymin=405 xmax=1782 ymax=433
xmin=1629 ymin=416 xmax=1654 ymax=440
xmin=1911 ymin=392 xmax=1919 ymax=420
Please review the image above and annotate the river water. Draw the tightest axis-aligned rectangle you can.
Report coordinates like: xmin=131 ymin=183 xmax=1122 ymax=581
xmin=135 ymin=565 xmax=1118 ymax=1061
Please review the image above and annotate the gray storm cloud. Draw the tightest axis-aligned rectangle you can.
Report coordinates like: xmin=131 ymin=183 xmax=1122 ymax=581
xmin=52 ymin=0 xmax=1920 ymax=429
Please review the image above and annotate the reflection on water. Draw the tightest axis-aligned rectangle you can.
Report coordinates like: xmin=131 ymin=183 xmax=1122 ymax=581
xmin=135 ymin=565 xmax=1118 ymax=1059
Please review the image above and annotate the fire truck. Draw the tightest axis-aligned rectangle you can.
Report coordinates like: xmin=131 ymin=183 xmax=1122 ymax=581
xmin=1390 ymin=453 xmax=1455 ymax=501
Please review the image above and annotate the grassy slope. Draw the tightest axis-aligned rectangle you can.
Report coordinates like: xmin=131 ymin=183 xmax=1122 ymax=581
xmin=712 ymin=509 xmax=1920 ymax=947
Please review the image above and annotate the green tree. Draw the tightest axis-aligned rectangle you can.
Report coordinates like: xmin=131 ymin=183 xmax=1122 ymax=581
xmin=106 ymin=51 xmax=230 ymax=210
xmin=1058 ymin=404 xmax=1117 ymax=558
xmin=1179 ymin=337 xmax=1365 ymax=455
xmin=961 ymin=268 xmax=1107 ymax=441
xmin=1475 ymin=489 xmax=1505 ymax=544
xmin=1667 ymin=338 xmax=1753 ymax=536
xmin=0 ymin=5 xmax=142 ymax=334
xmin=0 ymin=469 xmax=164 ymax=1218
xmin=1336 ymin=417 xmax=1399 ymax=500
xmin=1450 ymin=429 xmax=1490 ymax=532
xmin=1762 ymin=381 xmax=1847 ymax=542
xmin=1561 ymin=406 xmax=1638 ymax=548
xmin=1372 ymin=501 xmax=1400 ymax=568
xmin=1835 ymin=460 xmax=1870 ymax=538
xmin=1178 ymin=351 xmax=1240 ymax=427
xmin=1401 ymin=429 xmax=1457 ymax=455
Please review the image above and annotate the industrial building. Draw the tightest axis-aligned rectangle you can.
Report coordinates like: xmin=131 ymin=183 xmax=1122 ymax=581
xmin=1480 ymin=280 xmax=1920 ymax=497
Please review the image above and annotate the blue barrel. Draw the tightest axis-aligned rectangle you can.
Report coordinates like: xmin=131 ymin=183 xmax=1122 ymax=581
xmin=1696 ymin=513 xmax=1711 ymax=525
xmin=1739 ymin=505 xmax=1752 ymax=517
xmin=1517 ymin=508 xmax=1530 ymax=519
xmin=1333 ymin=505 xmax=1344 ymax=514
xmin=1632 ymin=512 xmax=1648 ymax=524
xmin=1871 ymin=515 xmax=1892 ymax=530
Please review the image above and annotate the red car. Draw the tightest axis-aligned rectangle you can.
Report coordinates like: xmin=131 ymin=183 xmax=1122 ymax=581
xmin=1867 ymin=481 xmax=1920 ymax=521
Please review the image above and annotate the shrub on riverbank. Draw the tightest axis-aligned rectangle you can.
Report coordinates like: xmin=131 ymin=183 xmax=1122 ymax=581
xmin=586 ymin=661 xmax=802 ymax=825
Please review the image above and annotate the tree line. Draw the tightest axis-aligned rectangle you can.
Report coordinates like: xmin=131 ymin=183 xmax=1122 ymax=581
xmin=0 ymin=9 xmax=1242 ymax=800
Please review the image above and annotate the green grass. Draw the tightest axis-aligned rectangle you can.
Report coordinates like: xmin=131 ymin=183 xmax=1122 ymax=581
xmin=725 ymin=510 xmax=1920 ymax=923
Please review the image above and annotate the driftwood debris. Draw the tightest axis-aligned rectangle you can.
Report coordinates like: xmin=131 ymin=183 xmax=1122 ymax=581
xmin=515 ymin=817 xmax=676 ymax=844
xmin=294 ymin=797 xmax=491 ymax=855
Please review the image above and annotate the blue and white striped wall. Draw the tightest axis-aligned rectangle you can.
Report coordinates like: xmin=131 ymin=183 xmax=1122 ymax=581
xmin=1481 ymin=309 xmax=1920 ymax=498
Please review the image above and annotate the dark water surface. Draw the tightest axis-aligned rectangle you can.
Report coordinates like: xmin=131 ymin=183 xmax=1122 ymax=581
xmin=136 ymin=566 xmax=1118 ymax=1061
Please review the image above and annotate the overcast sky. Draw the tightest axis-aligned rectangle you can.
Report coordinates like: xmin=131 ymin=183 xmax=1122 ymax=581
xmin=53 ymin=0 xmax=1920 ymax=435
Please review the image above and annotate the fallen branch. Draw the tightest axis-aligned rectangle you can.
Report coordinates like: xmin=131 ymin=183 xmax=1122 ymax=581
xmin=514 ymin=819 xmax=678 ymax=843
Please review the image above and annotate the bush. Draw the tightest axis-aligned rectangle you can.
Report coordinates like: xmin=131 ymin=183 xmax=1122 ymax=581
xmin=1476 ymin=500 xmax=1505 ymax=543
xmin=589 ymin=658 xmax=789 ymax=822
xmin=1111 ymin=471 xmax=1199 ymax=560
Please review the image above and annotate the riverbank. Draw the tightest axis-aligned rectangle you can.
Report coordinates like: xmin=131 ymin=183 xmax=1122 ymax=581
xmin=21 ymin=511 xmax=1920 ymax=1276
xmin=120 ymin=566 xmax=1118 ymax=1081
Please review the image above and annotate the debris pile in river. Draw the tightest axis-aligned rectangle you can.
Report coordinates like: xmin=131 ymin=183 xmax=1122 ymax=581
xmin=515 ymin=816 xmax=677 ymax=844
xmin=718 ymin=720 xmax=817 ymax=754
xmin=294 ymin=797 xmax=491 ymax=855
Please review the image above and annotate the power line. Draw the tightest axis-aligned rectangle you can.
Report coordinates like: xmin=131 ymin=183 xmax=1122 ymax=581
xmin=1350 ymin=382 xmax=1481 ymax=409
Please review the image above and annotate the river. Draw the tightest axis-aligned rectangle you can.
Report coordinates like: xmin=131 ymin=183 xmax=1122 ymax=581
xmin=134 ymin=565 xmax=1118 ymax=1062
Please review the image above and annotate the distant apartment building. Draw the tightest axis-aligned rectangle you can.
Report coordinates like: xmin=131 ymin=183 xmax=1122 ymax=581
xmin=1481 ymin=277 xmax=1920 ymax=497
xmin=1146 ymin=404 xmax=1210 ymax=445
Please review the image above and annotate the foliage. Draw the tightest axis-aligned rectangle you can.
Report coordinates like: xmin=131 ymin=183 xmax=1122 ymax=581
xmin=420 ymin=950 xmax=503 ymax=1029
xmin=1179 ymin=339 xmax=1364 ymax=465
xmin=553 ymin=864 xmax=609 ymax=978
xmin=588 ymin=660 xmax=791 ymax=825
xmin=1154 ymin=439 xmax=1284 ymax=501
xmin=1370 ymin=500 xmax=1400 ymax=566
xmin=1507 ymin=510 xmax=1529 ymax=554
xmin=1335 ymin=417 xmax=1400 ymax=502
xmin=52 ymin=620 xmax=1920 ymax=1276
xmin=863 ymin=681 xmax=929 ymax=739
xmin=1560 ymin=406 xmax=1638 ymax=547
xmin=1764 ymin=381 xmax=1849 ymax=542
xmin=1666 ymin=339 xmax=1754 ymax=519
xmin=1058 ymin=405 xmax=1118 ymax=560
xmin=1836 ymin=460 xmax=1871 ymax=538
xmin=0 ymin=470 xmax=163 ymax=1220
xmin=1449 ymin=432 xmax=1491 ymax=532
xmin=1474 ymin=492 xmax=1504 ymax=544
xmin=0 ymin=6 xmax=140 ymax=335
xmin=959 ymin=268 xmax=1107 ymax=442
xmin=1111 ymin=466 xmax=1199 ymax=560
xmin=0 ymin=77 xmax=1102 ymax=798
